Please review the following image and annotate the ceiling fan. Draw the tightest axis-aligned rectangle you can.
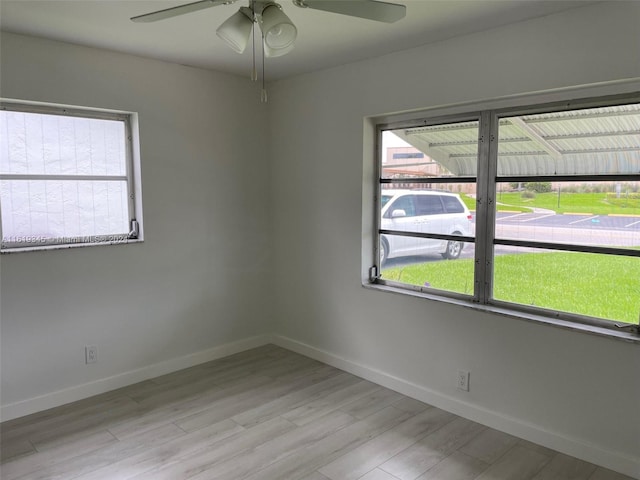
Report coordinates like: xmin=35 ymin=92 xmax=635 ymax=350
xmin=131 ymin=0 xmax=406 ymax=100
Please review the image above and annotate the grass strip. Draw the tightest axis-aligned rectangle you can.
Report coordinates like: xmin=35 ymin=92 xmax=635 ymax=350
xmin=382 ymin=252 xmax=640 ymax=324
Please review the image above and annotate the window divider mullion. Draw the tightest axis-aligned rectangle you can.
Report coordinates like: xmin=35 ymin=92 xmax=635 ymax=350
xmin=475 ymin=111 xmax=498 ymax=304
xmin=474 ymin=111 xmax=495 ymax=304
xmin=124 ymin=116 xmax=136 ymax=229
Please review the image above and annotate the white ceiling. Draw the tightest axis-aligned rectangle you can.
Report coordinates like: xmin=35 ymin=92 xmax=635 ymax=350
xmin=0 ymin=0 xmax=597 ymax=80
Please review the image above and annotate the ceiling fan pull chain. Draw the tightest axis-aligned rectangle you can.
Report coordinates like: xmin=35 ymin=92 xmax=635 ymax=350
xmin=261 ymin=31 xmax=268 ymax=103
xmin=251 ymin=19 xmax=257 ymax=80
xmin=251 ymin=1 xmax=257 ymax=81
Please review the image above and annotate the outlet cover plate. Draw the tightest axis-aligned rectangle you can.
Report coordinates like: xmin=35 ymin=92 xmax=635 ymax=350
xmin=457 ymin=370 xmax=470 ymax=391
xmin=85 ymin=345 xmax=97 ymax=364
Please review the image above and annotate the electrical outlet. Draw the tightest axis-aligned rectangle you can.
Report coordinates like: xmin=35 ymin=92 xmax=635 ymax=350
xmin=85 ymin=345 xmax=98 ymax=364
xmin=457 ymin=370 xmax=470 ymax=391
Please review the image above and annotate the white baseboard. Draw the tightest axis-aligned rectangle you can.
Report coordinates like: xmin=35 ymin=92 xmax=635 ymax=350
xmin=1 ymin=335 xmax=273 ymax=422
xmin=272 ymin=335 xmax=640 ymax=479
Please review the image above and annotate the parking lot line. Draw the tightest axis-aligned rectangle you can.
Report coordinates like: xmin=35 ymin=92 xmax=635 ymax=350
xmin=497 ymin=213 xmax=528 ymax=221
xmin=568 ymin=215 xmax=599 ymax=225
xmin=625 ymin=219 xmax=640 ymax=228
xmin=520 ymin=213 xmax=556 ymax=223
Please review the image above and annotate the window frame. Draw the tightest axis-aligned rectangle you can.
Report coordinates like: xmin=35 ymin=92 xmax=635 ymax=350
xmin=375 ymin=112 xmax=481 ymax=303
xmin=370 ymin=92 xmax=640 ymax=339
xmin=0 ymin=100 xmax=143 ymax=253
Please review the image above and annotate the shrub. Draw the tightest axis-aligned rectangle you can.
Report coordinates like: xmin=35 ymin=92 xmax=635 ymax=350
xmin=521 ymin=190 xmax=536 ymax=199
xmin=524 ymin=182 xmax=552 ymax=193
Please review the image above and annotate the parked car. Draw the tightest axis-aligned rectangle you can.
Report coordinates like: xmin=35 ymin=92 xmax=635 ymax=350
xmin=380 ymin=189 xmax=473 ymax=265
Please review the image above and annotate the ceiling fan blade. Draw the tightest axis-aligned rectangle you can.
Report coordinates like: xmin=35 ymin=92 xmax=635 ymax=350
xmin=295 ymin=0 xmax=406 ymax=23
xmin=131 ymin=0 xmax=238 ymax=23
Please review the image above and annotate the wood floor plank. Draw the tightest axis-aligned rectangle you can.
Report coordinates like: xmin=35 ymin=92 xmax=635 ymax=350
xmin=588 ymin=468 xmax=637 ymax=480
xmin=28 ymin=397 xmax=142 ymax=450
xmin=298 ymin=473 xmax=332 ymax=480
xmin=392 ymin=397 xmax=431 ymax=415
xmin=360 ymin=468 xmax=403 ymax=480
xmin=186 ymin=410 xmax=356 ymax=480
xmin=72 ymin=419 xmax=245 ymax=480
xmin=108 ymin=374 xmax=273 ymax=439
xmin=199 ymin=354 xmax=320 ymax=387
xmin=10 ymin=423 xmax=185 ymax=480
xmin=126 ymin=416 xmax=296 ymax=480
xmin=132 ymin=347 xmax=303 ymax=404
xmin=339 ymin=387 xmax=405 ymax=419
xmin=241 ymin=406 xmax=412 ymax=480
xmin=379 ymin=416 xmax=486 ymax=480
xmin=281 ymin=379 xmax=381 ymax=426
xmin=518 ymin=439 xmax=557 ymax=458
xmin=1 ymin=429 xmax=117 ymax=480
xmin=231 ymin=371 xmax=360 ymax=428
xmin=1 ymin=395 xmax=138 ymax=446
xmin=174 ymin=367 xmax=347 ymax=433
xmin=416 ymin=451 xmax=489 ymax=480
xmin=531 ymin=453 xmax=598 ymax=480
xmin=0 ymin=386 xmax=142 ymax=435
xmin=474 ymin=445 xmax=552 ymax=480
xmin=458 ymin=427 xmax=519 ymax=464
xmin=318 ymin=407 xmax=456 ymax=480
xmin=0 ymin=438 xmax=35 ymax=464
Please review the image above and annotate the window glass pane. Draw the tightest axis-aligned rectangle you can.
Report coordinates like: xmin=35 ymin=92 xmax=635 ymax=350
xmin=497 ymin=104 xmax=640 ymax=176
xmin=379 ymin=119 xmax=479 ymax=298
xmin=495 ymin=181 xmax=640 ymax=249
xmin=0 ymin=111 xmax=126 ymax=176
xmin=381 ymin=121 xmax=479 ymax=179
xmin=380 ymin=235 xmax=474 ymax=295
xmin=1 ymin=180 xmax=129 ymax=244
xmin=493 ymin=247 xmax=640 ymax=325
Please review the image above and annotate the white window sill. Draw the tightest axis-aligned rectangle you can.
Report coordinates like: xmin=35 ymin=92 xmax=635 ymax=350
xmin=1 ymin=238 xmax=144 ymax=254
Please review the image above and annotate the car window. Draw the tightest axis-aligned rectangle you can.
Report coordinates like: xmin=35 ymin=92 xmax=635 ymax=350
xmin=415 ymin=195 xmax=445 ymax=215
xmin=441 ymin=195 xmax=465 ymax=213
xmin=388 ymin=195 xmax=416 ymax=217
xmin=381 ymin=194 xmax=393 ymax=208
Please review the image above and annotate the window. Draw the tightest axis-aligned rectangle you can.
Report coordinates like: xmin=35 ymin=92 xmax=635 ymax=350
xmin=372 ymin=94 xmax=640 ymax=336
xmin=386 ymin=195 xmax=416 ymax=217
xmin=0 ymin=102 xmax=142 ymax=252
xmin=415 ymin=195 xmax=444 ymax=215
xmin=441 ymin=195 xmax=465 ymax=214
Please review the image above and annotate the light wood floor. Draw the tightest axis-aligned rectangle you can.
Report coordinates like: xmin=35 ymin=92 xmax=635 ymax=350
xmin=0 ymin=345 xmax=633 ymax=480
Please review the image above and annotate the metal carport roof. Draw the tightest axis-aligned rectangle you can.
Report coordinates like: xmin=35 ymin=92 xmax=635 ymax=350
xmin=393 ymin=103 xmax=640 ymax=177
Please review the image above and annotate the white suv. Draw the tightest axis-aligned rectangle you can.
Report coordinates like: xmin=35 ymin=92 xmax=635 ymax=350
xmin=380 ymin=189 xmax=473 ymax=264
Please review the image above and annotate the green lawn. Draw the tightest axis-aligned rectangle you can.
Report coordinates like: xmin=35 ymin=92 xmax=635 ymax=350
xmin=382 ymin=252 xmax=640 ymax=324
xmin=496 ymin=192 xmax=640 ymax=215
xmin=460 ymin=191 xmax=640 ymax=215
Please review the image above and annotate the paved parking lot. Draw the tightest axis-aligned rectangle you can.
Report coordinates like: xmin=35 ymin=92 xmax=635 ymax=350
xmin=496 ymin=212 xmax=640 ymax=230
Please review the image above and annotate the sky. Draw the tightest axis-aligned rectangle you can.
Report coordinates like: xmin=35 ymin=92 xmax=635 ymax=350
xmin=381 ymin=131 xmax=411 ymax=163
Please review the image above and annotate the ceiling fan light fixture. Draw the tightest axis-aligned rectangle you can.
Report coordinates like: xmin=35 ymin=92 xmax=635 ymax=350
xmin=260 ymin=2 xmax=297 ymax=53
xmin=263 ymin=41 xmax=295 ymax=58
xmin=215 ymin=6 xmax=254 ymax=53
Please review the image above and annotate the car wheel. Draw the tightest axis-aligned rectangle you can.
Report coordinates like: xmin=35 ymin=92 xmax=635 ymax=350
xmin=380 ymin=238 xmax=388 ymax=266
xmin=442 ymin=237 xmax=463 ymax=260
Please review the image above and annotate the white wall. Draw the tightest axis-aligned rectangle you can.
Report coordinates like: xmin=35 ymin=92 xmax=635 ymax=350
xmin=268 ymin=2 xmax=640 ymax=477
xmin=0 ymin=33 xmax=272 ymax=417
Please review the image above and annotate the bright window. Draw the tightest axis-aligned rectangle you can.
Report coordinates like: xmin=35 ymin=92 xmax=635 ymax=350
xmin=373 ymin=95 xmax=640 ymax=335
xmin=0 ymin=102 xmax=142 ymax=252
